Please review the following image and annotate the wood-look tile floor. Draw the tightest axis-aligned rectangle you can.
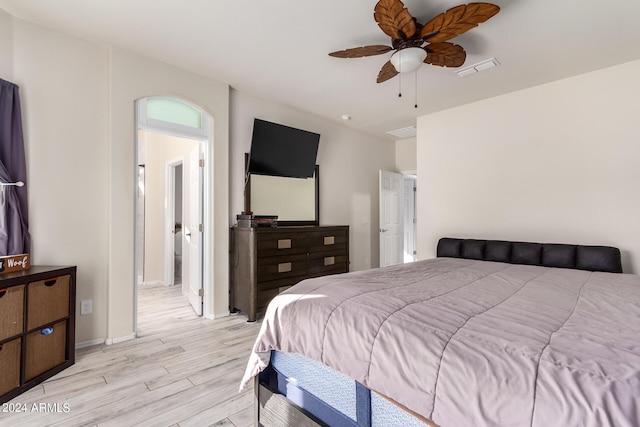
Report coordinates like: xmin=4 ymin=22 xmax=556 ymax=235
xmin=2 ymin=284 xmax=261 ymax=427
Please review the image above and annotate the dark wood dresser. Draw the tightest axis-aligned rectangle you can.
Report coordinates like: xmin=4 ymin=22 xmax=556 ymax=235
xmin=0 ymin=266 xmax=76 ymax=403
xmin=230 ymin=225 xmax=349 ymax=321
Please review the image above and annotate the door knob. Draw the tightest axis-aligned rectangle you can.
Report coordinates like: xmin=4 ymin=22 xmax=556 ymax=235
xmin=380 ymin=229 xmax=388 ymax=233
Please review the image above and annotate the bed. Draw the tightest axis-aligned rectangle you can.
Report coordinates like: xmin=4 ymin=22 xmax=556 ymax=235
xmin=241 ymin=237 xmax=640 ymax=426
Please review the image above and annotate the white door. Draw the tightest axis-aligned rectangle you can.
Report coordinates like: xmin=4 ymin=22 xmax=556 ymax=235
xmin=403 ymin=176 xmax=417 ymax=263
xmin=165 ymin=161 xmax=181 ymax=287
xmin=379 ymin=170 xmax=404 ymax=267
xmin=186 ymin=146 xmax=203 ymax=315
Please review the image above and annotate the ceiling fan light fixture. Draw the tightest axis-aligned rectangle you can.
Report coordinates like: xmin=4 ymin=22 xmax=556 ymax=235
xmin=390 ymin=47 xmax=427 ymax=73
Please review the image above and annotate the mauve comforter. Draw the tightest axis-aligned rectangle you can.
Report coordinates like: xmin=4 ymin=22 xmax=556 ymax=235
xmin=241 ymin=257 xmax=640 ymax=426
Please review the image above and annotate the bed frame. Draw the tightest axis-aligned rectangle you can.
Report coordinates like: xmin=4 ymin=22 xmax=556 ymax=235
xmin=254 ymin=237 xmax=623 ymax=427
xmin=436 ymin=237 xmax=622 ymax=273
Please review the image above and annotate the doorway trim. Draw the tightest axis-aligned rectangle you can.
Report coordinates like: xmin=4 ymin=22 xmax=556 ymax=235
xmin=403 ymin=174 xmax=417 ymax=263
xmin=165 ymin=158 xmax=184 ymax=287
xmin=134 ymin=96 xmax=212 ymax=330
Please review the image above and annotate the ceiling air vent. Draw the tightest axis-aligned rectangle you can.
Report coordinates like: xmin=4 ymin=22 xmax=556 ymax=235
xmin=386 ymin=125 xmax=416 ymax=139
xmin=455 ymin=57 xmax=500 ymax=77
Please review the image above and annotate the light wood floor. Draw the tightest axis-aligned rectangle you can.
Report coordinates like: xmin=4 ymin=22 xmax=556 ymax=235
xmin=3 ymin=284 xmax=261 ymax=427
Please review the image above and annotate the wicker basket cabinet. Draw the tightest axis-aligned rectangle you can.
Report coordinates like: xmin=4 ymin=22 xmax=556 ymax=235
xmin=0 ymin=266 xmax=76 ymax=403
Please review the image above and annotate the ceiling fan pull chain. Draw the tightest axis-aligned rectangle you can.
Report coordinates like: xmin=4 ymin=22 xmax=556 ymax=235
xmin=414 ymin=71 xmax=418 ymax=108
xmin=398 ymin=59 xmax=402 ymax=97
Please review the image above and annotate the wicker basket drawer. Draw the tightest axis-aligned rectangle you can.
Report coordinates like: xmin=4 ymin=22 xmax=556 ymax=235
xmin=25 ymin=320 xmax=67 ymax=381
xmin=0 ymin=338 xmax=21 ymax=396
xmin=27 ymin=275 xmax=70 ymax=330
xmin=0 ymin=285 xmax=24 ymax=341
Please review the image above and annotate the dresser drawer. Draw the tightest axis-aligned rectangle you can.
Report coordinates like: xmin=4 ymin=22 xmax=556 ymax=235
xmin=0 ymin=285 xmax=24 ymax=341
xmin=256 ymin=288 xmax=280 ymax=312
xmin=307 ymin=228 xmax=348 ymax=253
xmin=257 ymin=231 xmax=308 ymax=258
xmin=308 ymin=254 xmax=350 ymax=276
xmin=25 ymin=320 xmax=67 ymax=381
xmin=257 ymin=275 xmax=306 ymax=292
xmin=257 ymin=253 xmax=308 ymax=282
xmin=27 ymin=275 xmax=70 ymax=330
xmin=0 ymin=338 xmax=21 ymax=395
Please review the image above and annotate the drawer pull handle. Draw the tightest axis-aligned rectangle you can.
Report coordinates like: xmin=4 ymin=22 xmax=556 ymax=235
xmin=44 ymin=279 xmax=58 ymax=287
xmin=41 ymin=327 xmax=54 ymax=335
xmin=0 ymin=288 xmax=7 ymax=298
xmin=324 ymin=256 xmax=335 ymax=266
xmin=278 ymin=262 xmax=292 ymax=273
xmin=277 ymin=239 xmax=292 ymax=249
xmin=324 ymin=236 xmax=335 ymax=245
xmin=0 ymin=344 xmax=3 ymax=351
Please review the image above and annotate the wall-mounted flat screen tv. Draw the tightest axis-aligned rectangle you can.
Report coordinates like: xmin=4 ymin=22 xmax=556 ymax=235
xmin=248 ymin=119 xmax=320 ymax=178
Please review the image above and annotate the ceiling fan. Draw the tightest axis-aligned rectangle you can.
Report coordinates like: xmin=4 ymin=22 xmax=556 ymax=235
xmin=329 ymin=0 xmax=500 ymax=83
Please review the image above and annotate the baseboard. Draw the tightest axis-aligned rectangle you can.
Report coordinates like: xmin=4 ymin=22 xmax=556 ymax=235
xmin=104 ymin=332 xmax=137 ymax=345
xmin=210 ymin=311 xmax=230 ymax=320
xmin=138 ymin=280 xmax=164 ymax=287
xmin=75 ymin=338 xmax=106 ymax=349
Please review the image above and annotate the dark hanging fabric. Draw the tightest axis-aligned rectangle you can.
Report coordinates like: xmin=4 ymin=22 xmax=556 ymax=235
xmin=0 ymin=78 xmax=30 ymax=256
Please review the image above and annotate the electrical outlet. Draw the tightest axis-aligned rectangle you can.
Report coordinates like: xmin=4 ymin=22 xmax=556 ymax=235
xmin=80 ymin=299 xmax=92 ymax=315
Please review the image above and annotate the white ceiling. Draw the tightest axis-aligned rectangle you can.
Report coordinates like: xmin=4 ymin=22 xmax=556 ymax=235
xmin=2 ymin=0 xmax=640 ymax=140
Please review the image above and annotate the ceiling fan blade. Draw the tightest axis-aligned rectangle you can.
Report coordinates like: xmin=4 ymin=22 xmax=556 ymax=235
xmin=424 ymin=42 xmax=466 ymax=67
xmin=377 ymin=60 xmax=399 ymax=83
xmin=374 ymin=0 xmax=417 ymax=39
xmin=420 ymin=3 xmax=500 ymax=43
xmin=329 ymin=45 xmax=394 ymax=58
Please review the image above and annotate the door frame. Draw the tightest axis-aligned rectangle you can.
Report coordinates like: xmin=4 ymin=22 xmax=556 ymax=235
xmin=186 ymin=144 xmax=204 ymax=315
xmin=136 ymin=165 xmax=146 ymax=286
xmin=165 ymin=158 xmax=184 ymax=287
xmin=134 ymin=97 xmax=212 ymax=330
xmin=403 ymin=174 xmax=417 ymax=263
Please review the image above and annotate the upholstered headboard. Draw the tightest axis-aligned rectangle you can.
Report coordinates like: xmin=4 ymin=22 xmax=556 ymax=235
xmin=437 ymin=237 xmax=623 ymax=273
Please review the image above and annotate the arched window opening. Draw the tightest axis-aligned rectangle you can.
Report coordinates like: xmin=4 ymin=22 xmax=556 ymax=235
xmin=137 ymin=96 xmax=209 ymax=139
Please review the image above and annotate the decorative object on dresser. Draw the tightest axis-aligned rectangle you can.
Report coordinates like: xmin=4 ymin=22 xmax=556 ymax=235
xmin=230 ymin=225 xmax=349 ymax=321
xmin=0 ymin=254 xmax=30 ymax=274
xmin=0 ymin=266 xmax=77 ymax=403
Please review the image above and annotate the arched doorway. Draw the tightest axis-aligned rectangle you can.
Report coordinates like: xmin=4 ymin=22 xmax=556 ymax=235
xmin=134 ymin=96 xmax=212 ymax=322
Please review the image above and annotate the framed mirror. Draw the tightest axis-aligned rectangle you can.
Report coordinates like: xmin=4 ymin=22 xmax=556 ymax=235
xmin=244 ymin=155 xmax=319 ymax=226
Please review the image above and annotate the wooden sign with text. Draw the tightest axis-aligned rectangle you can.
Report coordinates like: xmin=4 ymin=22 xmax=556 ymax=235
xmin=0 ymin=254 xmax=30 ymax=274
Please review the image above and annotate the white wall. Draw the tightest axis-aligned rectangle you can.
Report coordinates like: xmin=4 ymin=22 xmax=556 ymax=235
xmin=108 ymin=48 xmax=230 ymax=339
xmin=417 ymin=59 xmax=640 ymax=274
xmin=4 ymin=12 xmax=230 ymax=345
xmin=11 ymin=18 xmax=110 ymax=343
xmin=395 ymin=137 xmax=417 ymax=172
xmin=5 ymin=8 xmax=394 ymax=344
xmin=0 ymin=9 xmax=11 ymax=79
xmin=230 ymin=90 xmax=396 ymax=270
